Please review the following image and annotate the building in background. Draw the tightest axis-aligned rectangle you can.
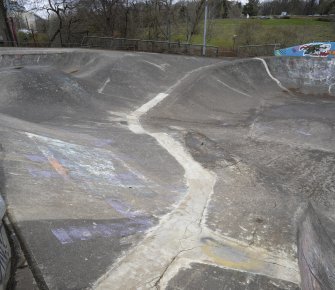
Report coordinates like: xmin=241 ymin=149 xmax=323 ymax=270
xmin=20 ymin=11 xmax=45 ymax=32
xmin=0 ymin=0 xmax=47 ymax=45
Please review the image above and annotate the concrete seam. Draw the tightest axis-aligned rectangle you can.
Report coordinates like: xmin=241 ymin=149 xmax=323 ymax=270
xmin=254 ymin=57 xmax=289 ymax=92
xmin=94 ymin=63 xmax=221 ymax=289
xmin=216 ymin=79 xmax=254 ymax=98
xmin=94 ymin=60 xmax=300 ymax=290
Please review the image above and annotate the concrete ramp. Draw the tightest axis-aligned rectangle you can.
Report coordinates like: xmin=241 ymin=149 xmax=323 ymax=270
xmin=0 ymin=49 xmax=334 ymax=289
xmin=298 ymin=203 xmax=335 ymax=290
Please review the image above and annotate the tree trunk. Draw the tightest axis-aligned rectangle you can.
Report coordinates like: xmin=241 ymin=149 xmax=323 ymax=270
xmin=124 ymin=0 xmax=128 ymax=37
xmin=0 ymin=0 xmax=14 ymax=45
xmin=187 ymin=0 xmax=205 ymax=43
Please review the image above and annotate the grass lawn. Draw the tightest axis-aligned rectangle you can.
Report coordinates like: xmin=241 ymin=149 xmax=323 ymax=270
xmin=172 ymin=17 xmax=335 ymax=49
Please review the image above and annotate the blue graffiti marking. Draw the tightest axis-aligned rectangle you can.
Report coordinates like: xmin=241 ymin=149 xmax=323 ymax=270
xmin=275 ymin=42 xmax=335 ymax=58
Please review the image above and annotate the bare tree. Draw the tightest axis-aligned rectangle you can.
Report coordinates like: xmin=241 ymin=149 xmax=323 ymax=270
xmin=0 ymin=0 xmax=15 ymax=44
xmin=186 ymin=0 xmax=205 ymax=43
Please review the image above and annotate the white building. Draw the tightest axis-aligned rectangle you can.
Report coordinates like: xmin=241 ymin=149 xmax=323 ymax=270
xmin=21 ymin=12 xmax=42 ymax=31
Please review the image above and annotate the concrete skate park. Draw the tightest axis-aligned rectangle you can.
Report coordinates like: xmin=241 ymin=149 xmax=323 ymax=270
xmin=0 ymin=48 xmax=334 ymax=289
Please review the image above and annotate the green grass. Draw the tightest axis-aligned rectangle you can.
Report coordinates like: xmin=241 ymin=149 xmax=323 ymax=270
xmin=258 ymin=18 xmax=331 ymax=26
xmin=171 ymin=17 xmax=335 ymax=49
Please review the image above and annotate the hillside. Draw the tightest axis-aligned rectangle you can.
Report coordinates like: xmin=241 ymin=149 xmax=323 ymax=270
xmin=172 ymin=17 xmax=335 ymax=49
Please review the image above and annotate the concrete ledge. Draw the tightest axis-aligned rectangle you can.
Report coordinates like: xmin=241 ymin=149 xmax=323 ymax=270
xmin=298 ymin=203 xmax=335 ymax=290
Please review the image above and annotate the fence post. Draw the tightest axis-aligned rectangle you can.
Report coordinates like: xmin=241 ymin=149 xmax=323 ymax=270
xmin=80 ymin=36 xmax=87 ymax=47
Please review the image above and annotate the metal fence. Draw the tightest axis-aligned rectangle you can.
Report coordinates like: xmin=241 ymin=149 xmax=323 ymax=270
xmin=81 ymin=36 xmax=220 ymax=57
xmin=0 ymin=41 xmax=80 ymax=48
xmin=0 ymin=38 xmax=280 ymax=58
xmin=237 ymin=43 xmax=280 ymax=57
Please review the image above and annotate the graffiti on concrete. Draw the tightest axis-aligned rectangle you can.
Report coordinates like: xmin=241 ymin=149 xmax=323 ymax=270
xmin=51 ymin=218 xmax=153 ymax=244
xmin=275 ymin=42 xmax=335 ymax=58
xmin=106 ymin=198 xmax=144 ymax=219
xmin=25 ymin=133 xmax=148 ymax=188
xmin=27 ymin=167 xmax=60 ymax=178
xmin=299 ymin=43 xmax=333 ymax=57
xmin=51 ymin=199 xmax=153 ymax=244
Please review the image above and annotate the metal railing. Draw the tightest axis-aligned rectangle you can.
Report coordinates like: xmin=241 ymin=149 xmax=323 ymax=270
xmin=1 ymin=39 xmax=280 ymax=58
xmin=81 ymin=36 xmax=220 ymax=57
xmin=0 ymin=41 xmax=81 ymax=48
xmin=237 ymin=43 xmax=280 ymax=57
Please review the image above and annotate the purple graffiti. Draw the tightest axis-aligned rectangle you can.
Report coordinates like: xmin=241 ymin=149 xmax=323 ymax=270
xmin=27 ymin=167 xmax=59 ymax=178
xmin=51 ymin=219 xmax=153 ymax=245
xmin=108 ymin=172 xmax=142 ymax=187
xmin=25 ymin=155 xmax=47 ymax=162
xmin=52 ymin=228 xmax=74 ymax=244
xmin=105 ymin=198 xmax=141 ymax=219
xmin=93 ymin=139 xmax=114 ymax=147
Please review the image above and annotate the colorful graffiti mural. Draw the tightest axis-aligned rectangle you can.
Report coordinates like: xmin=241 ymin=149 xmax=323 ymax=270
xmin=275 ymin=42 xmax=335 ymax=58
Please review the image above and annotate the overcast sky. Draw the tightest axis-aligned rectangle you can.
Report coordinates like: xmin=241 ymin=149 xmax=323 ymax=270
xmin=23 ymin=0 xmax=250 ymax=18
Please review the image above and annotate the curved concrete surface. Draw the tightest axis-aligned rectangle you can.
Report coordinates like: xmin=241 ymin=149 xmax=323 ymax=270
xmin=0 ymin=48 xmax=334 ymax=289
xmin=298 ymin=203 xmax=335 ymax=290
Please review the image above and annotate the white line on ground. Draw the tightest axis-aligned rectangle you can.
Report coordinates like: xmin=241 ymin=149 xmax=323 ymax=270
xmin=128 ymin=93 xmax=169 ymax=134
xmin=254 ymin=58 xmax=289 ymax=92
xmin=98 ymin=77 xmax=110 ymax=94
xmin=217 ymin=79 xmax=254 ymax=98
xmin=142 ymin=60 xmax=169 ymax=71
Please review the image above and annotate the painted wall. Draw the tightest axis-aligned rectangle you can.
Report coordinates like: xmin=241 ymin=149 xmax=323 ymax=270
xmin=275 ymin=42 xmax=335 ymax=58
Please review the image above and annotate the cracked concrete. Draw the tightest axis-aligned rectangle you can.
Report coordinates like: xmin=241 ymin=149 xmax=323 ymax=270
xmin=94 ymin=60 xmax=300 ymax=290
xmin=0 ymin=49 xmax=334 ymax=289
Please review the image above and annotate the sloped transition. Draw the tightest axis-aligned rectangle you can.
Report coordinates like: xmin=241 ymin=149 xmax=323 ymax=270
xmin=0 ymin=48 xmax=334 ymax=290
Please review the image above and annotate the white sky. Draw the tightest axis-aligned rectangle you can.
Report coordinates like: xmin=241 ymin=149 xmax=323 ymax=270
xmin=23 ymin=0 xmax=250 ymax=19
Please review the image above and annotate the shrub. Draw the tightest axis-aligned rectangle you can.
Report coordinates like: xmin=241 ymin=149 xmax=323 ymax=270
xmin=235 ymin=20 xmax=262 ymax=45
xmin=316 ymin=17 xmax=333 ymax=22
xmin=262 ymin=26 xmax=298 ymax=47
